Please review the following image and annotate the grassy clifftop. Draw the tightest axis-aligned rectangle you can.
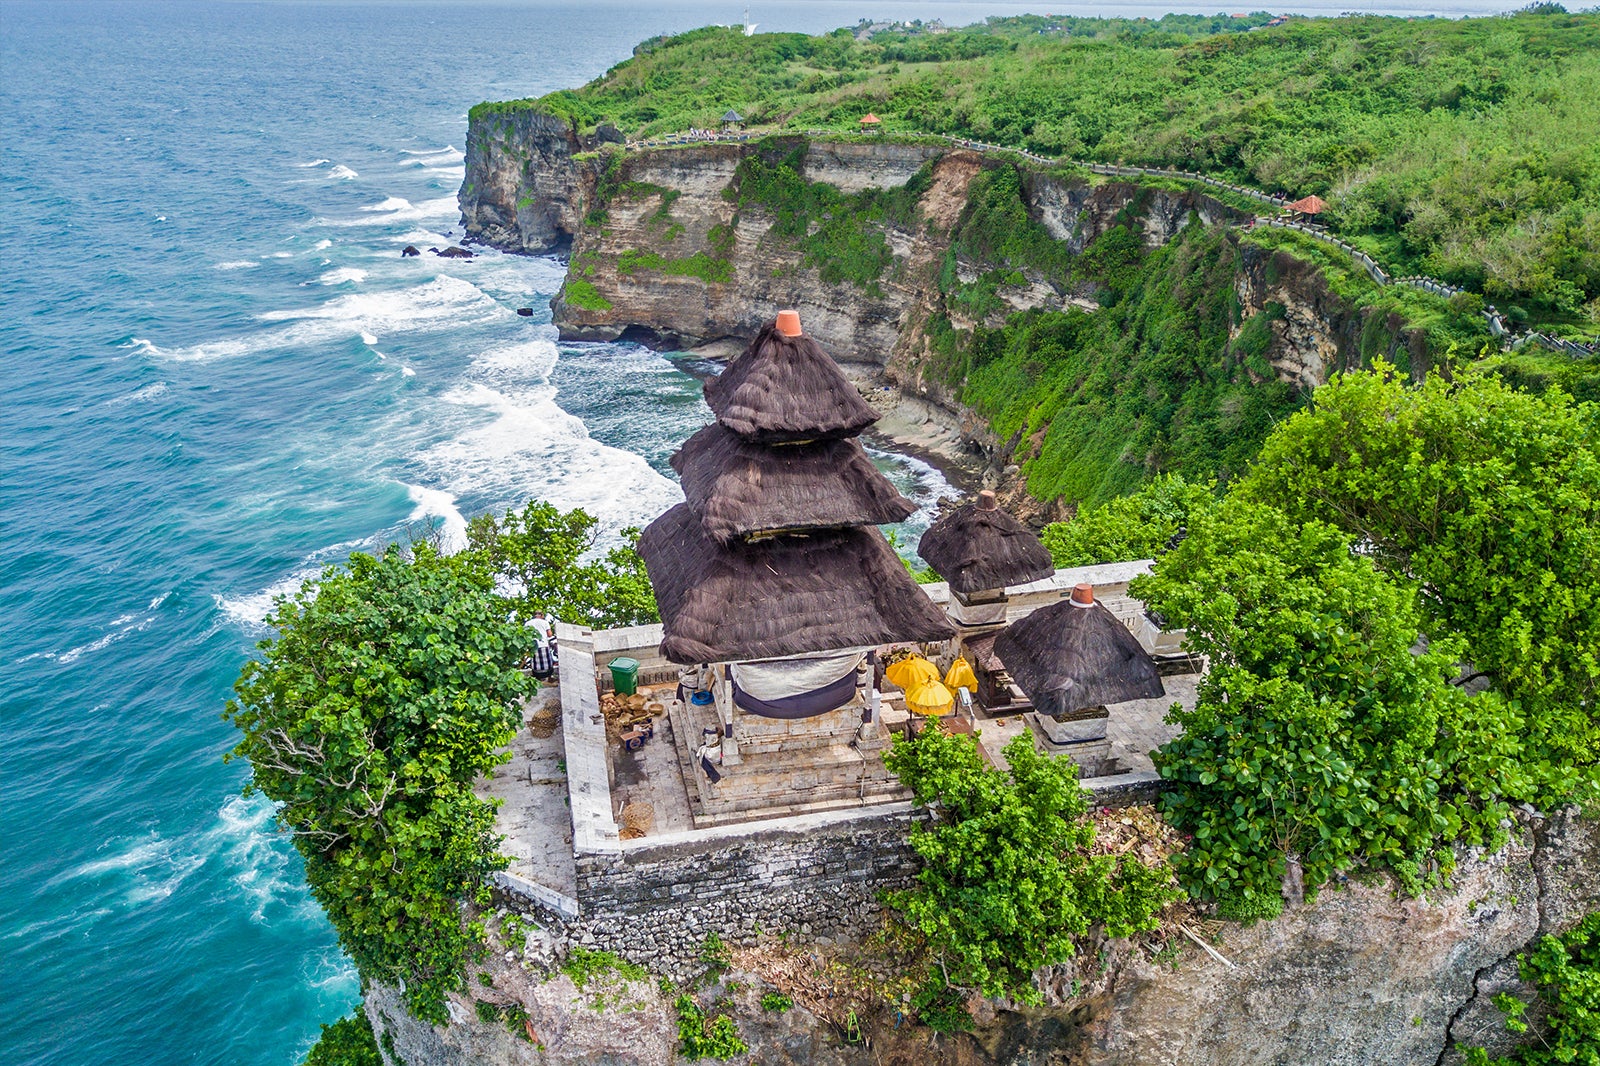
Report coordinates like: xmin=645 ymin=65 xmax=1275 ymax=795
xmin=477 ymin=9 xmax=1600 ymax=331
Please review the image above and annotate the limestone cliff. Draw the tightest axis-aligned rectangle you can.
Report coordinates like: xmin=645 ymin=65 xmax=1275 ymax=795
xmin=365 ymin=809 xmax=1598 ymax=1066
xmin=457 ymin=117 xmax=1425 ymax=500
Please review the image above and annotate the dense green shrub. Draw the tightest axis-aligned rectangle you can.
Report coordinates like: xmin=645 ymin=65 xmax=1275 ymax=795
xmin=1137 ymin=497 xmax=1524 ymax=918
xmin=225 ymin=544 xmax=535 ymax=1023
xmin=302 ymin=1011 xmax=382 ymax=1066
xmin=1242 ymin=365 xmax=1600 ymax=802
xmin=459 ymin=500 xmax=659 ymax=628
xmin=1040 ymin=474 xmax=1216 ymax=567
xmin=674 ymin=995 xmax=748 ymax=1060
xmin=884 ymin=728 xmax=1177 ymax=1017
xmin=1465 ymin=910 xmax=1600 ymax=1066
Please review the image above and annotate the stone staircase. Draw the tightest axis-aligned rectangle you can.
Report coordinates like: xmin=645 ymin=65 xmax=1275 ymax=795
xmin=669 ymin=699 xmax=909 ymax=827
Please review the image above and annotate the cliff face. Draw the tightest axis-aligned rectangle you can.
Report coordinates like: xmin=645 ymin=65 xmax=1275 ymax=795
xmin=365 ymin=810 xmax=1598 ymax=1066
xmin=456 ymin=117 xmax=1426 ymax=496
xmin=461 ymin=109 xmax=593 ymax=253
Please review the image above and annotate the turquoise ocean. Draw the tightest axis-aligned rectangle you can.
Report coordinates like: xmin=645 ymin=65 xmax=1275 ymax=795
xmin=0 ymin=1 xmax=1520 ymax=1063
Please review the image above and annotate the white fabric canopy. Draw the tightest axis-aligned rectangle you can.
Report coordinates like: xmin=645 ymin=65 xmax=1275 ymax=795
xmin=730 ymin=650 xmax=866 ymax=701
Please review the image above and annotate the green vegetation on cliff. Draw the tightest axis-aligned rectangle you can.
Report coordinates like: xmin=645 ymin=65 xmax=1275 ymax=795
xmin=884 ymin=727 xmax=1177 ymax=1027
xmin=940 ymin=222 xmax=1306 ymax=504
xmin=224 ymin=504 xmax=658 ymax=1025
xmin=481 ymin=10 xmax=1600 ymax=328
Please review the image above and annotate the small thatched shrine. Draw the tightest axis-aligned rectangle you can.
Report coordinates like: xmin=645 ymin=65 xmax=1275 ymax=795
xmin=995 ymin=582 xmax=1163 ymax=758
xmin=918 ymin=489 xmax=1054 ymax=624
xmin=639 ymin=310 xmax=953 ymax=815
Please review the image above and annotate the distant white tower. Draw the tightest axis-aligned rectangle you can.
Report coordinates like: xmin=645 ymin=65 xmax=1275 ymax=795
xmin=744 ymin=5 xmax=756 ymax=35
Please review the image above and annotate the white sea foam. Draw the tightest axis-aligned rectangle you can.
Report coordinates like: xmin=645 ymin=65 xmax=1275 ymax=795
xmin=216 ymin=260 xmax=258 ymax=271
xmin=318 ymin=267 xmax=367 ymax=285
xmin=213 ymin=572 xmax=307 ymax=632
xmin=38 ymin=598 xmax=167 ymax=664
xmin=297 ymin=158 xmax=331 ymax=168
xmin=400 ymin=144 xmax=459 ymax=158
xmin=318 ymin=194 xmax=457 ymax=227
xmin=328 ymin=164 xmax=358 ymax=180
xmin=400 ymin=365 xmax=416 ymax=377
xmin=264 ymin=251 xmax=294 ymax=259
xmin=141 ymin=276 xmax=504 ymax=363
xmin=312 ymin=239 xmax=332 ymax=251
xmin=44 ymin=796 xmax=316 ymax=921
xmin=404 ymin=483 xmax=469 ymax=553
xmin=414 ymin=339 xmax=683 ymax=536
xmin=360 ymin=330 xmax=378 ymax=346
xmin=104 ymin=382 xmax=169 ymax=406
xmin=361 ymin=196 xmax=414 ymax=213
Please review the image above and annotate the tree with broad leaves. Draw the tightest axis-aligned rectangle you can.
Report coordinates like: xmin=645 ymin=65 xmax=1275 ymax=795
xmin=225 ymin=543 xmax=534 ymax=1023
xmin=1240 ymin=363 xmax=1600 ymax=803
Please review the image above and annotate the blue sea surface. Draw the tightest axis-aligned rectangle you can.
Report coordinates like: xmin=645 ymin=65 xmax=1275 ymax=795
xmin=0 ymin=1 xmax=1525 ymax=1064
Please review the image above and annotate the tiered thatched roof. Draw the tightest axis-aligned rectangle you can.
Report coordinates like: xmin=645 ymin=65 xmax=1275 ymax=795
xmin=672 ymin=424 xmax=916 ymax=543
xmin=993 ymin=585 xmax=1163 ymax=716
xmin=917 ymin=491 xmax=1055 ymax=593
xmin=703 ymin=322 xmax=879 ymax=443
xmin=641 ymin=503 xmax=954 ymax=663
xmin=642 ymin=310 xmax=951 ymax=664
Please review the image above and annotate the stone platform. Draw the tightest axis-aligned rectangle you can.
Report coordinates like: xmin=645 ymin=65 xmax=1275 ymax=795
xmin=669 ymin=698 xmax=909 ymax=827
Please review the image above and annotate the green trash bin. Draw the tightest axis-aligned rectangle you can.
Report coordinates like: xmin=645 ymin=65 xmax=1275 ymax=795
xmin=609 ymin=657 xmax=640 ymax=696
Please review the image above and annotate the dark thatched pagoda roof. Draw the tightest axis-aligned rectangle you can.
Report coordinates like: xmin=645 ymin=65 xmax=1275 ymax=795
xmin=993 ymin=587 xmax=1164 ymax=716
xmin=704 ymin=322 xmax=879 ymax=443
xmin=672 ymin=423 xmax=916 ymax=543
xmin=917 ymin=491 xmax=1055 ymax=594
xmin=639 ymin=503 xmax=955 ymax=663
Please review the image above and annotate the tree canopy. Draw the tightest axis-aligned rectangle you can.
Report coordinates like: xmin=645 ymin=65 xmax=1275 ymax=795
xmin=1241 ymin=364 xmax=1600 ymax=801
xmin=1136 ymin=496 xmax=1524 ymax=919
xmin=884 ymin=728 xmax=1176 ymax=1023
xmin=225 ymin=543 xmax=534 ymax=1022
xmin=460 ymin=500 xmax=658 ymax=629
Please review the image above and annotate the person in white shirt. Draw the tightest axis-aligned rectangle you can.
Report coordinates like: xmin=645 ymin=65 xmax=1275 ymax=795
xmin=529 ymin=610 xmax=556 ymax=679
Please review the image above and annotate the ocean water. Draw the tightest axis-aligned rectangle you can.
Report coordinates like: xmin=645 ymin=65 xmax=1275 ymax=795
xmin=0 ymin=2 xmax=1524 ymax=1064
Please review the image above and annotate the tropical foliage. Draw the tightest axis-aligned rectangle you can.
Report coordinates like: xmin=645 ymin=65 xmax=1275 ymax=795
xmin=302 ymin=1010 xmax=382 ymax=1066
xmin=1136 ymin=497 xmax=1524 ymax=919
xmin=1466 ymin=909 xmax=1600 ymax=1066
xmin=1241 ymin=365 xmax=1600 ymax=801
xmin=1040 ymin=474 xmax=1216 ymax=567
xmin=224 ymin=503 xmax=658 ymax=1024
xmin=225 ymin=544 xmax=534 ymax=1022
xmin=884 ymin=728 xmax=1177 ymax=1021
xmin=461 ymin=500 xmax=659 ymax=628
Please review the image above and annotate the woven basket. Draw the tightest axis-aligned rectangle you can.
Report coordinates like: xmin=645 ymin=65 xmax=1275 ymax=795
xmin=620 ymin=801 xmax=655 ymax=834
xmin=526 ymin=702 xmax=561 ymax=739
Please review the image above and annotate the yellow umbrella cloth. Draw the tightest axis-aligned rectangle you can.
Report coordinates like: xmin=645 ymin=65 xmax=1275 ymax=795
xmin=945 ymin=657 xmax=978 ymax=693
xmin=885 ymin=655 xmax=940 ymax=691
xmin=904 ymin=678 xmax=954 ymax=716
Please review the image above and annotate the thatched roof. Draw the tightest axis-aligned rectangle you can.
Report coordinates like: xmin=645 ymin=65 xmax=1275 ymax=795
xmin=704 ymin=322 xmax=879 ymax=443
xmin=639 ymin=503 xmax=955 ymax=663
xmin=672 ymin=423 xmax=916 ymax=542
xmin=993 ymin=587 xmax=1163 ymax=716
xmin=917 ymin=491 xmax=1055 ymax=593
xmin=721 ymin=109 xmax=743 ymax=123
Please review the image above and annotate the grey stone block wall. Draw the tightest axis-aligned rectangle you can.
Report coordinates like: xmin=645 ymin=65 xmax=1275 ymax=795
xmin=499 ymin=808 xmax=922 ymax=980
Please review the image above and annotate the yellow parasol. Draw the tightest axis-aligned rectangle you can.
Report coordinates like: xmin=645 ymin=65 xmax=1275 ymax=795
xmin=885 ymin=655 xmax=952 ymax=716
xmin=903 ymin=677 xmax=954 ymax=716
xmin=885 ymin=654 xmax=940 ymax=691
xmin=944 ymin=656 xmax=978 ymax=693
